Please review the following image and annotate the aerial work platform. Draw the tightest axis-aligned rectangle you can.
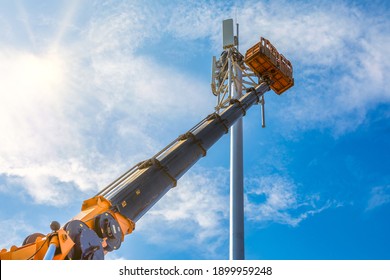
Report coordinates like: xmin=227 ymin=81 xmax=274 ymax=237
xmin=245 ymin=37 xmax=294 ymax=94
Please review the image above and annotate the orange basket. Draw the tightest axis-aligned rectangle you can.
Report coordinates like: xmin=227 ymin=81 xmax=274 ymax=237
xmin=245 ymin=37 xmax=294 ymax=94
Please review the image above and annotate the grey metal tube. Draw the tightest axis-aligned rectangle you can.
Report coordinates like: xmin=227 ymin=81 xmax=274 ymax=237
xmin=230 ymin=58 xmax=245 ymax=260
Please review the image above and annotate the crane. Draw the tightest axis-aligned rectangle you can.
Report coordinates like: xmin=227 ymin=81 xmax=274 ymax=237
xmin=0 ymin=36 xmax=293 ymax=260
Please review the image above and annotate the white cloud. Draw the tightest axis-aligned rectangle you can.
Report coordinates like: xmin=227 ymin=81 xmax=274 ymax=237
xmin=245 ymin=175 xmax=332 ymax=227
xmin=239 ymin=1 xmax=363 ymax=64
xmin=86 ymin=1 xmax=153 ymax=55
xmin=164 ymin=0 xmax=390 ymax=134
xmin=1 ymin=2 xmax=387 ymax=254
xmin=132 ymin=171 xmax=338 ymax=258
xmin=3 ymin=0 xmax=387 ymax=261
xmin=135 ymin=168 xmax=229 ymax=259
xmin=0 ymin=215 xmax=35 ymax=250
xmin=237 ymin=1 xmax=389 ymax=134
xmin=366 ymin=185 xmax=390 ymax=211
xmin=0 ymin=50 xmax=77 ymax=159
xmin=0 ymin=1 xmax=213 ymax=206
xmin=0 ymin=15 xmax=11 ymax=39
xmin=0 ymin=50 xmax=122 ymax=204
xmin=166 ymin=1 xmax=227 ymax=43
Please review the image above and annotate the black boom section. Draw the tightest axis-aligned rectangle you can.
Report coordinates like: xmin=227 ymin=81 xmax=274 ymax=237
xmin=97 ymin=83 xmax=270 ymax=222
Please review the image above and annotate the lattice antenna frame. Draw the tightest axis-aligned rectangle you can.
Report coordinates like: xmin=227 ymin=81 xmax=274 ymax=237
xmin=211 ymin=47 xmax=266 ymax=114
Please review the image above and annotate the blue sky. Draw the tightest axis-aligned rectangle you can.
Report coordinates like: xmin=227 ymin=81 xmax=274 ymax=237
xmin=0 ymin=0 xmax=389 ymax=260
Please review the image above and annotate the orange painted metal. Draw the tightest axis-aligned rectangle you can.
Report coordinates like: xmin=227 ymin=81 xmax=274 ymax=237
xmin=0 ymin=229 xmax=74 ymax=260
xmin=0 ymin=196 xmax=134 ymax=260
xmin=245 ymin=37 xmax=294 ymax=94
xmin=75 ymin=195 xmax=135 ymax=237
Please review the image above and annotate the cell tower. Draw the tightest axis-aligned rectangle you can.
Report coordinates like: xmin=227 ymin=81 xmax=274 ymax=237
xmin=211 ymin=19 xmax=294 ymax=260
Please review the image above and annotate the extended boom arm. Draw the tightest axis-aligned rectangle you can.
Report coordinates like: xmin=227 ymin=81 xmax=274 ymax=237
xmin=0 ymin=83 xmax=270 ymax=260
xmin=1 ymin=35 xmax=293 ymax=260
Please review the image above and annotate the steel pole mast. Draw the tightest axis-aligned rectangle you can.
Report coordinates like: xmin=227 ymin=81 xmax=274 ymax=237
xmin=211 ymin=19 xmax=294 ymax=261
xmin=229 ymin=22 xmax=245 ymax=260
xmin=213 ymin=19 xmax=280 ymax=260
